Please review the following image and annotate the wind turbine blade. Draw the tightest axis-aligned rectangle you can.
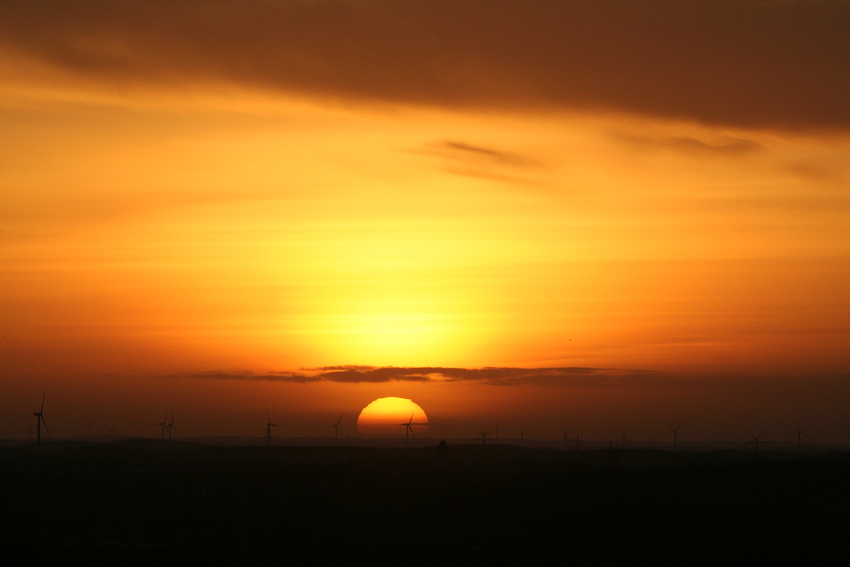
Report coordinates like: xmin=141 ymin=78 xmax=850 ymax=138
xmin=336 ymin=414 xmax=343 ymax=426
xmin=41 ymin=415 xmax=50 ymax=434
xmin=40 ymin=393 xmax=46 ymax=413
xmin=266 ymin=410 xmax=271 ymax=424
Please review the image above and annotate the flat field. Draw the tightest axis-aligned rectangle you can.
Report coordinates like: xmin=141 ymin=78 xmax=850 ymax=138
xmin=2 ymin=441 xmax=847 ymax=563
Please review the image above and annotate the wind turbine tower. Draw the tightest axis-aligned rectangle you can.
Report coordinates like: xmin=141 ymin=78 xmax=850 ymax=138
xmin=797 ymin=424 xmax=805 ymax=450
xmin=399 ymin=414 xmax=415 ymax=446
xmin=671 ymin=425 xmax=680 ymax=449
xmin=397 ymin=413 xmax=428 ymax=447
xmin=167 ymin=413 xmax=177 ymax=441
xmin=156 ymin=412 xmax=168 ymax=440
xmin=332 ymin=414 xmax=344 ymax=445
xmin=480 ymin=430 xmax=489 ymax=447
xmin=33 ymin=393 xmax=49 ymax=445
xmin=265 ymin=411 xmax=281 ymax=447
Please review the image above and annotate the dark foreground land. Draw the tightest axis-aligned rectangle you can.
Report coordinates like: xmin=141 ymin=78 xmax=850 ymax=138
xmin=2 ymin=441 xmax=848 ymax=564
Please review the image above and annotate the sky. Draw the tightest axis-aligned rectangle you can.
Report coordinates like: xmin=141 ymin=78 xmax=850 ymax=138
xmin=1 ymin=1 xmax=848 ymax=443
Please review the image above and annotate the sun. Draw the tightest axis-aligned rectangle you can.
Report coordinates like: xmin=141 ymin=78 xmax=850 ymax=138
xmin=357 ymin=397 xmax=429 ymax=435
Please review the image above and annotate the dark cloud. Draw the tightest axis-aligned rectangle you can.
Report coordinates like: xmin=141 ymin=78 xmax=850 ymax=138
xmin=415 ymin=139 xmax=544 ymax=185
xmin=317 ymin=368 xmax=431 ymax=383
xmin=621 ymin=134 xmax=764 ymax=155
xmin=438 ymin=141 xmax=537 ymax=167
xmin=183 ymin=371 xmax=319 ymax=383
xmin=182 ymin=366 xmax=672 ymax=388
xmin=1 ymin=1 xmax=848 ymax=130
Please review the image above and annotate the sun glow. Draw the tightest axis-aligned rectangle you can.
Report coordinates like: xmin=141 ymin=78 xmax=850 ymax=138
xmin=357 ymin=397 xmax=429 ymax=435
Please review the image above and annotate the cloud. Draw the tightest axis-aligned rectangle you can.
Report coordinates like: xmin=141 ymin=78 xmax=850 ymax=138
xmin=181 ymin=370 xmax=319 ymax=383
xmin=179 ymin=366 xmax=673 ymax=388
xmin=1 ymin=0 xmax=848 ymax=130
xmin=436 ymin=140 xmax=538 ymax=168
xmin=415 ymin=139 xmax=545 ymax=185
xmin=620 ymin=134 xmax=764 ymax=155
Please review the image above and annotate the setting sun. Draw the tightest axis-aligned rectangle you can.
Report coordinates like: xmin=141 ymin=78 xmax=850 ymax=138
xmin=357 ymin=397 xmax=429 ymax=436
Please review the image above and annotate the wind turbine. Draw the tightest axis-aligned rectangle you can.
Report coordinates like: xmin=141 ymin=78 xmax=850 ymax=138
xmin=621 ymin=431 xmax=628 ymax=449
xmin=265 ymin=411 xmax=281 ymax=447
xmin=563 ymin=430 xmax=571 ymax=450
xmin=167 ymin=413 xmax=177 ymax=441
xmin=671 ymin=425 xmax=680 ymax=449
xmin=480 ymin=430 xmax=490 ymax=447
xmin=332 ymin=414 xmax=344 ymax=444
xmin=398 ymin=413 xmax=428 ymax=446
xmin=33 ymin=393 xmax=49 ymax=445
xmin=796 ymin=424 xmax=805 ymax=450
xmin=399 ymin=414 xmax=414 ymax=446
xmin=156 ymin=412 xmax=168 ymax=440
xmin=750 ymin=434 xmax=764 ymax=451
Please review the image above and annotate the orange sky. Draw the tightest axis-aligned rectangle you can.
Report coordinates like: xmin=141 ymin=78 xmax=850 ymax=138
xmin=1 ymin=1 xmax=848 ymax=443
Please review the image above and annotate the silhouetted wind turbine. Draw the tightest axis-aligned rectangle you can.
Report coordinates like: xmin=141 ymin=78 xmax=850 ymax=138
xmin=332 ymin=414 xmax=344 ymax=444
xmin=796 ymin=424 xmax=805 ymax=450
xmin=400 ymin=414 xmax=416 ymax=446
xmin=750 ymin=434 xmax=764 ymax=451
xmin=167 ymin=413 xmax=177 ymax=441
xmin=480 ymin=430 xmax=490 ymax=447
xmin=156 ymin=412 xmax=168 ymax=440
xmin=33 ymin=393 xmax=49 ymax=445
xmin=563 ymin=430 xmax=571 ymax=450
xmin=671 ymin=425 xmax=680 ymax=449
xmin=398 ymin=413 xmax=428 ymax=446
xmin=265 ymin=411 xmax=281 ymax=447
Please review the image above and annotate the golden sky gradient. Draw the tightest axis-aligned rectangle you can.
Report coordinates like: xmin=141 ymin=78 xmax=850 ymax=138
xmin=1 ymin=1 xmax=848 ymax=442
